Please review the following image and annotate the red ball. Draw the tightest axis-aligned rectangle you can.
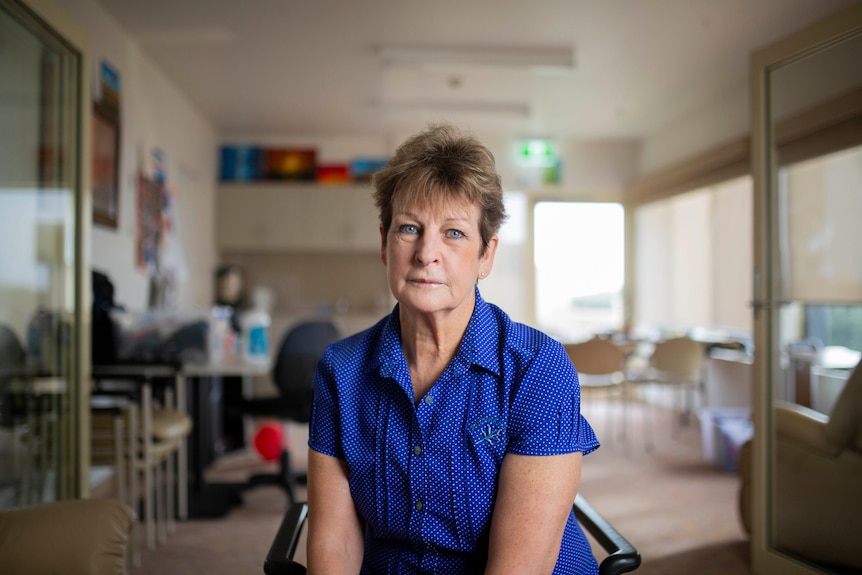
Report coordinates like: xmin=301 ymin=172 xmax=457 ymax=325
xmin=253 ymin=423 xmax=283 ymax=461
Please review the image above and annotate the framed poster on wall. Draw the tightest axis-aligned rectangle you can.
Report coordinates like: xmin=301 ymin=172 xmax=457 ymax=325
xmin=92 ymin=100 xmax=120 ymax=228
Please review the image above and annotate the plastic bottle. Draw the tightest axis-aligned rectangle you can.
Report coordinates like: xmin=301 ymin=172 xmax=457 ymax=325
xmin=208 ymin=306 xmax=232 ymax=363
xmin=241 ymin=287 xmax=272 ymax=364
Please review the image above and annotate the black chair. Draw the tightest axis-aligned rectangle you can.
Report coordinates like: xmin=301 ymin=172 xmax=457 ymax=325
xmin=235 ymin=320 xmax=341 ymax=504
xmin=0 ymin=324 xmax=26 ymax=420
xmin=262 ymin=495 xmax=641 ymax=575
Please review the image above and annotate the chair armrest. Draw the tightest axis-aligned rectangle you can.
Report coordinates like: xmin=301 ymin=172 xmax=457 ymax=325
xmin=574 ymin=494 xmax=641 ymax=575
xmin=0 ymin=498 xmax=134 ymax=575
xmin=265 ymin=498 xmax=642 ymax=575
xmin=774 ymin=401 xmax=840 ymax=457
xmin=263 ymin=502 xmax=308 ymax=575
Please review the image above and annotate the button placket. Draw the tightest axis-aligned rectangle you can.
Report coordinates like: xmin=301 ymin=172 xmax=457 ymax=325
xmin=407 ymin=411 xmax=429 ymax=543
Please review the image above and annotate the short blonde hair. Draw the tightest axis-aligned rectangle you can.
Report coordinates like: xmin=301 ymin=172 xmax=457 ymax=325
xmin=372 ymin=124 xmax=506 ymax=253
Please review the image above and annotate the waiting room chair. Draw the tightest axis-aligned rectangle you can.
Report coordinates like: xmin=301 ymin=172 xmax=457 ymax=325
xmin=564 ymin=337 xmax=629 ymax=441
xmin=234 ymin=320 xmax=341 ymax=504
xmin=262 ymin=496 xmax=641 ymax=575
xmin=626 ymin=335 xmax=705 ymax=449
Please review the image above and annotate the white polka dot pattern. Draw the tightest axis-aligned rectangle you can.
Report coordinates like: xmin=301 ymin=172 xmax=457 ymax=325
xmin=309 ymin=288 xmax=600 ymax=574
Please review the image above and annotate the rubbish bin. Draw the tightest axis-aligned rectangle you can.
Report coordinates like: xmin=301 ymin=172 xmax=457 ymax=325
xmin=698 ymin=407 xmax=753 ymax=471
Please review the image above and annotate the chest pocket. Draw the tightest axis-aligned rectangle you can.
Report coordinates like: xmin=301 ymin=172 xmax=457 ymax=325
xmin=450 ymin=415 xmax=508 ymax=545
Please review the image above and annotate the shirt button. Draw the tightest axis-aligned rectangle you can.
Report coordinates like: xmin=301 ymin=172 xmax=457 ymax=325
xmin=415 ymin=501 xmax=423 ymax=511
xmin=424 ymin=395 xmax=433 ymax=405
xmin=414 ymin=445 xmax=422 ymax=455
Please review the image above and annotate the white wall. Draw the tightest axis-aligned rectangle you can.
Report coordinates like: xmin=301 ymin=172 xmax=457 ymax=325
xmin=55 ymin=0 xmax=218 ymax=311
xmin=638 ymin=25 xmax=862 ymax=176
xmin=637 ymin=79 xmax=748 ymax=176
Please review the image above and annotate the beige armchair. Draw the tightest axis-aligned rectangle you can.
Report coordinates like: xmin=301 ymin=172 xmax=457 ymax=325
xmin=0 ymin=498 xmax=135 ymax=575
xmin=739 ymin=359 xmax=862 ymax=570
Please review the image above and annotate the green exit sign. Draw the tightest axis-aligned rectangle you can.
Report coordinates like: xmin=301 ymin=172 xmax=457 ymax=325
xmin=517 ymin=139 xmax=557 ymax=166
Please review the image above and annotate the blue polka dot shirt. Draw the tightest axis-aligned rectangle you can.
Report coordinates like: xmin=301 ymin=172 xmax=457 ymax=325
xmin=309 ymin=289 xmax=600 ymax=574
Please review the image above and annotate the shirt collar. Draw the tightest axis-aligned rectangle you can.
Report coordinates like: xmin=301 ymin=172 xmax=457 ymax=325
xmin=465 ymin=288 xmax=502 ymax=377
xmin=372 ymin=288 xmax=502 ymax=380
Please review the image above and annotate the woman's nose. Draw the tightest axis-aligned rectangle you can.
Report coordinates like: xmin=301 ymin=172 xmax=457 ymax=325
xmin=415 ymin=233 xmax=441 ymax=264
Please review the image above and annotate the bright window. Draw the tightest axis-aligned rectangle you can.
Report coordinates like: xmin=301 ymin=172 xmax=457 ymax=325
xmin=534 ymin=202 xmax=624 ymax=342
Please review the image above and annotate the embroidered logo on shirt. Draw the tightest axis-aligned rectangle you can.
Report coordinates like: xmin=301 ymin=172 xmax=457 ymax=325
xmin=468 ymin=417 xmax=506 ymax=446
xmin=476 ymin=423 xmax=504 ymax=445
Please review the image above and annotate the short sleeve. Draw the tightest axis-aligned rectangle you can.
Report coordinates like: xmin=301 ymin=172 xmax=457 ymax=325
xmin=308 ymin=346 xmax=343 ymax=458
xmin=506 ymin=341 xmax=600 ymax=457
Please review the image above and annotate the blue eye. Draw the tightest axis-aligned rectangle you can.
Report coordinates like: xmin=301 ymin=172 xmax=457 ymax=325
xmin=399 ymin=224 xmax=419 ymax=234
xmin=446 ymin=229 xmax=464 ymax=239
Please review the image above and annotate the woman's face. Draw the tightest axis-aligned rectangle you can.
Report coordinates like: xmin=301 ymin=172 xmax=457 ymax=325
xmin=381 ymin=196 xmax=497 ymax=320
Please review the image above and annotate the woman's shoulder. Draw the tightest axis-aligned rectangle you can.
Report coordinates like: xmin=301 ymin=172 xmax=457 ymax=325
xmin=482 ymin=300 xmax=562 ymax=355
xmin=325 ymin=314 xmax=390 ymax=365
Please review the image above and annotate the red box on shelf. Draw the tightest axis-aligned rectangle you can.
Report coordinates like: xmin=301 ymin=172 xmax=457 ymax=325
xmin=316 ymin=164 xmax=350 ymax=184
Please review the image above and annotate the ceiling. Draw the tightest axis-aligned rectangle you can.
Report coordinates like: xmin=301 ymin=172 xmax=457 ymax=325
xmin=93 ymin=0 xmax=857 ymax=141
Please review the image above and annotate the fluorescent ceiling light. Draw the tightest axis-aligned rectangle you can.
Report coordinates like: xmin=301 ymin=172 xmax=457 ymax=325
xmin=139 ymin=27 xmax=234 ymax=46
xmin=373 ymin=100 xmax=530 ymax=118
xmin=376 ymin=45 xmax=574 ymax=72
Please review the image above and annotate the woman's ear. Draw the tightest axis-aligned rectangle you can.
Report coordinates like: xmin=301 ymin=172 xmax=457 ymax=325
xmin=479 ymin=235 xmax=499 ymax=278
xmin=380 ymin=225 xmax=387 ymax=265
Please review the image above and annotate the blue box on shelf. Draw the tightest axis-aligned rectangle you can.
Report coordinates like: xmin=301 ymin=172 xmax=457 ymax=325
xmin=350 ymin=157 xmax=388 ymax=182
xmin=220 ymin=146 xmax=263 ymax=181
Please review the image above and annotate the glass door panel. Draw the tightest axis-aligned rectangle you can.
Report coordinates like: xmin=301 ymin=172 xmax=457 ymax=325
xmin=0 ymin=0 xmax=82 ymax=507
xmin=752 ymin=5 xmax=862 ymax=573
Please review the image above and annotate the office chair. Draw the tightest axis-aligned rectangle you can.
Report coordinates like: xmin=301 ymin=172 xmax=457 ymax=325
xmin=236 ymin=320 xmax=341 ymax=504
xmin=0 ymin=324 xmax=26 ymax=424
xmin=262 ymin=495 xmax=642 ymax=575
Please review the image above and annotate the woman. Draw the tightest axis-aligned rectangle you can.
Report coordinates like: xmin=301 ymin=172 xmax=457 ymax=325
xmin=307 ymin=124 xmax=600 ymax=574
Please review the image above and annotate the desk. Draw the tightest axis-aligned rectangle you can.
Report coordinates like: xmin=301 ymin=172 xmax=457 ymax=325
xmin=181 ymin=355 xmax=271 ymax=519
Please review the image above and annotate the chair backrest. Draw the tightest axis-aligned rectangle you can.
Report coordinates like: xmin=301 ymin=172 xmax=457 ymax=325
xmin=0 ymin=326 xmax=25 ymax=420
xmin=564 ymin=337 xmax=625 ymax=376
xmin=91 ymin=270 xmax=119 ymax=365
xmin=272 ymin=320 xmax=341 ymax=419
xmin=0 ymin=324 xmax=25 ymax=369
xmin=649 ymin=336 xmax=704 ymax=375
xmin=825 ymin=358 xmax=862 ymax=452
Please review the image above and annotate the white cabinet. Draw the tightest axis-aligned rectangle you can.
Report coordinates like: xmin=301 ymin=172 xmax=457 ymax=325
xmin=217 ymin=183 xmax=381 ymax=252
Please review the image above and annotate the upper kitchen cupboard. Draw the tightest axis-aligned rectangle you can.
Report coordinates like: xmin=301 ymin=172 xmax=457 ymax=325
xmin=216 ymin=183 xmax=382 ymax=253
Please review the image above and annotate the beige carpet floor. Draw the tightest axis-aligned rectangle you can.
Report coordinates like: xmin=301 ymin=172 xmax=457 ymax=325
xmin=131 ymin=399 xmax=752 ymax=574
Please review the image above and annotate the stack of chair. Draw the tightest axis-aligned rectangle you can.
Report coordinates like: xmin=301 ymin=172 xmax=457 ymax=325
xmin=90 ymin=377 xmax=191 ymax=565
